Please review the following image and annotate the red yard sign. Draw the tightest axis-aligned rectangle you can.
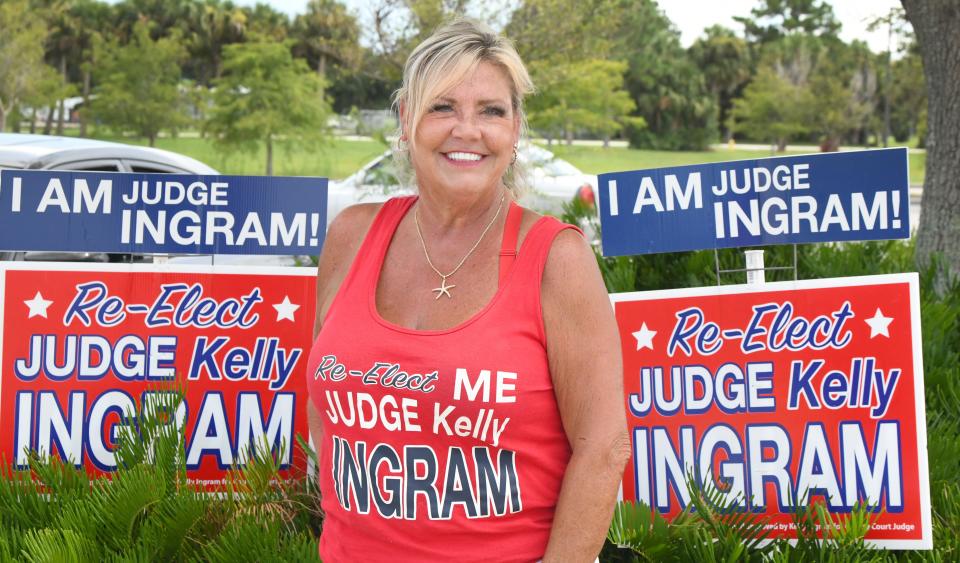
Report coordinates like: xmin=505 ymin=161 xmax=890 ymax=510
xmin=0 ymin=263 xmax=315 ymax=490
xmin=611 ymin=273 xmax=930 ymax=548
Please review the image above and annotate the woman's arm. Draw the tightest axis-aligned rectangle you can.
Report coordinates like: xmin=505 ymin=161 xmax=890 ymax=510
xmin=541 ymin=229 xmax=631 ymax=562
xmin=306 ymin=203 xmax=382 ymax=477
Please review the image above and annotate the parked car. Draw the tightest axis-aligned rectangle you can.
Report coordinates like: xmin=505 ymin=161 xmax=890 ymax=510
xmin=0 ymin=133 xmax=219 ymax=263
xmin=328 ymin=142 xmax=597 ymax=219
xmin=0 ymin=133 xmax=218 ymax=175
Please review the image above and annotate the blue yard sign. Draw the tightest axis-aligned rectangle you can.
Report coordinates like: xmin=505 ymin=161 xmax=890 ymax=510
xmin=598 ymin=148 xmax=909 ymax=256
xmin=0 ymin=171 xmax=327 ymax=255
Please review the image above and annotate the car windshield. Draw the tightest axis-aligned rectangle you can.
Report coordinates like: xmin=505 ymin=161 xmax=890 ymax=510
xmin=532 ymin=157 xmax=581 ymax=176
xmin=519 ymin=145 xmax=582 ymax=176
xmin=362 ymin=158 xmax=401 ymax=187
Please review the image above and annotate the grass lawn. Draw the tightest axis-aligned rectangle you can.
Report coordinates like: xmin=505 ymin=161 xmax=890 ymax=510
xmin=545 ymin=143 xmax=927 ymax=185
xmin=83 ymin=130 xmax=927 ymax=185
xmin=90 ymin=134 xmax=388 ymax=179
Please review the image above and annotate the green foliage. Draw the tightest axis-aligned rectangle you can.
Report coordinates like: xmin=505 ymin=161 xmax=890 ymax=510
xmin=179 ymin=1 xmax=250 ymax=86
xmin=509 ymin=0 xmax=716 ymax=150
xmin=206 ymin=40 xmax=330 ymax=175
xmin=888 ymin=49 xmax=927 ymax=145
xmin=689 ymin=25 xmax=753 ymax=139
xmin=88 ymin=20 xmax=188 ymax=146
xmin=0 ymin=0 xmax=48 ymax=131
xmin=615 ymin=0 xmax=717 ymax=151
xmin=607 ymin=499 xmax=694 ymax=560
xmin=607 ymin=481 xmax=883 ymax=562
xmin=0 ymin=389 xmax=319 ymax=561
xmin=734 ymin=0 xmax=841 ymax=45
xmin=732 ymin=65 xmax=809 ymax=150
xmin=528 ymin=59 xmax=639 ymax=144
xmin=731 ymin=33 xmax=880 ymax=150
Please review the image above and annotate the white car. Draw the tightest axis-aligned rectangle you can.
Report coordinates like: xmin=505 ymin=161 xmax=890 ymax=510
xmin=328 ymin=143 xmax=597 ymax=221
xmin=0 ymin=133 xmax=218 ymax=263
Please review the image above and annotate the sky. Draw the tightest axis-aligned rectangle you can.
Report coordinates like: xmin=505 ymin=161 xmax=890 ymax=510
xmin=252 ymin=0 xmax=905 ymax=54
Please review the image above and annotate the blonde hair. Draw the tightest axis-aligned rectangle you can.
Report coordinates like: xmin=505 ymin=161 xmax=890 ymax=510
xmin=391 ymin=18 xmax=535 ymax=195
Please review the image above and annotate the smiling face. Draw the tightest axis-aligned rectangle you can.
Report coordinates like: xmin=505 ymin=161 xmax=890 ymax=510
xmin=407 ymin=61 xmax=520 ymax=202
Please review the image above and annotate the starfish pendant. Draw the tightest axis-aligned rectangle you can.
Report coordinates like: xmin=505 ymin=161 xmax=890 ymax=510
xmin=432 ymin=276 xmax=456 ymax=299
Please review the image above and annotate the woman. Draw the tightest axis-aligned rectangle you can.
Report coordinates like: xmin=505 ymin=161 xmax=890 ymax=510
xmin=305 ymin=18 xmax=628 ymax=562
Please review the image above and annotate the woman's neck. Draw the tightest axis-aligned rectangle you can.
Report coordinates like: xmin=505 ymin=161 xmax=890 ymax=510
xmin=415 ymin=185 xmax=509 ymax=235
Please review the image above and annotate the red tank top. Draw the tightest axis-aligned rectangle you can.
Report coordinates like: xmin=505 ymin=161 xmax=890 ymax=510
xmin=306 ymin=196 xmax=577 ymax=562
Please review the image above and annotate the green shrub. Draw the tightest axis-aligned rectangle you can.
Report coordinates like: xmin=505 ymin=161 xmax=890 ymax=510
xmin=0 ymin=390 xmax=319 ymax=562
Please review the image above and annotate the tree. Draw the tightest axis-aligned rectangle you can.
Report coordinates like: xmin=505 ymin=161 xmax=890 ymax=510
xmin=206 ymin=41 xmax=330 ymax=175
xmin=805 ymin=54 xmax=873 ymax=151
xmin=734 ymin=0 xmax=841 ymax=45
xmin=527 ymin=59 xmax=640 ymax=146
xmin=507 ymin=0 xmax=618 ymax=65
xmin=359 ymin=0 xmax=481 ymax=84
xmin=689 ymin=25 xmax=753 ymax=141
xmin=887 ymin=47 xmax=925 ymax=144
xmin=901 ymin=0 xmax=960 ymax=276
xmin=510 ymin=0 xmax=715 ymax=150
xmin=611 ymin=0 xmax=716 ymax=150
xmin=291 ymin=0 xmax=362 ymax=103
xmin=38 ymin=0 xmax=78 ymax=136
xmin=182 ymin=0 xmax=249 ymax=85
xmin=111 ymin=0 xmax=196 ymax=41
xmin=88 ymin=21 xmax=187 ymax=146
xmin=0 ymin=0 xmax=47 ymax=131
xmin=731 ymin=65 xmax=809 ymax=151
xmin=68 ymin=0 xmax=113 ymax=137
xmin=867 ymin=7 xmax=909 ymax=147
xmin=732 ymin=34 xmax=877 ymax=151
xmin=508 ymin=0 xmax=627 ymax=143
xmin=243 ymin=3 xmax=289 ymax=42
xmin=23 ymin=64 xmax=73 ymax=135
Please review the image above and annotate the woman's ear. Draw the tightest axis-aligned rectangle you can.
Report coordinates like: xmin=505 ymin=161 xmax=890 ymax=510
xmin=399 ymin=101 xmax=408 ymax=141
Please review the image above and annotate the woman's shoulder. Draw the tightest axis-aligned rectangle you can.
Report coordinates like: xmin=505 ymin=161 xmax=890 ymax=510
xmin=323 ymin=202 xmax=384 ymax=261
xmin=536 ymin=212 xmax=595 ymax=299
xmin=327 ymin=201 xmax=384 ymax=240
xmin=314 ymin=202 xmax=384 ymax=311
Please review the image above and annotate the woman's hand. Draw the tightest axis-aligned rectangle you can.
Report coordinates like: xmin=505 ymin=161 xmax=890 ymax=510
xmin=541 ymin=229 xmax=631 ymax=562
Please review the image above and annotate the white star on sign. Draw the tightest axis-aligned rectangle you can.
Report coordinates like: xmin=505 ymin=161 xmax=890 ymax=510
xmin=24 ymin=291 xmax=54 ymax=319
xmin=273 ymin=296 xmax=300 ymax=322
xmin=865 ymin=308 xmax=893 ymax=338
xmin=632 ymin=322 xmax=657 ymax=350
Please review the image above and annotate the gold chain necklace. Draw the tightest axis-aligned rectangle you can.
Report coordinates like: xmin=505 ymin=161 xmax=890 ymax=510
xmin=414 ymin=193 xmax=506 ymax=300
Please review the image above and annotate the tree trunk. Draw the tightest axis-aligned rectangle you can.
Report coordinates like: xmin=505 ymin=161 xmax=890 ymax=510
xmin=0 ymin=107 xmax=6 ymax=132
xmin=30 ymin=107 xmax=37 ymax=134
xmin=148 ymin=134 xmax=156 ymax=147
xmin=883 ymin=25 xmax=893 ymax=148
xmin=820 ymin=137 xmax=840 ymax=152
xmin=56 ymin=56 xmax=67 ymax=136
xmin=266 ymin=135 xmax=274 ymax=176
xmin=902 ymin=0 xmax=960 ymax=278
xmin=43 ymin=106 xmax=53 ymax=135
xmin=56 ymin=98 xmax=66 ymax=136
xmin=80 ymin=69 xmax=90 ymax=137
